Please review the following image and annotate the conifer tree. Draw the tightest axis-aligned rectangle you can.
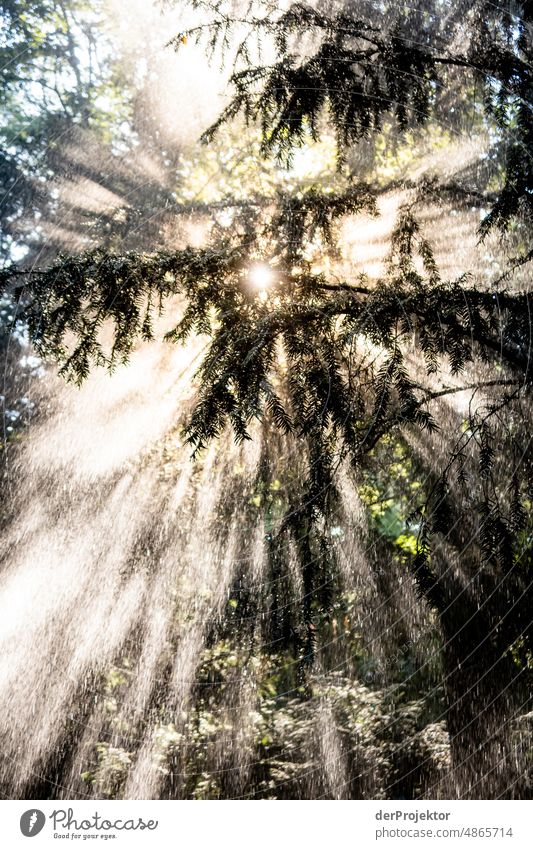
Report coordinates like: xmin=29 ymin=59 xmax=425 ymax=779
xmin=2 ymin=0 xmax=532 ymax=796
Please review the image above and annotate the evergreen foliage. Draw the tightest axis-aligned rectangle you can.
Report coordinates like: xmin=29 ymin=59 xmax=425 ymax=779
xmin=175 ymin=0 xmax=532 ymax=234
xmin=2 ymin=0 xmax=533 ymax=793
xmin=3 ymin=185 xmax=531 ymax=668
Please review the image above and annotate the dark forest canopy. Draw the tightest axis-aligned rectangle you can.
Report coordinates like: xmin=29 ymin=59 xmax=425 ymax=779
xmin=1 ymin=0 xmax=533 ymax=798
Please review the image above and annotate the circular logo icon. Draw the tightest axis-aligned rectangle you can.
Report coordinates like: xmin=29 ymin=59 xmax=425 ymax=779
xmin=20 ymin=810 xmax=46 ymax=837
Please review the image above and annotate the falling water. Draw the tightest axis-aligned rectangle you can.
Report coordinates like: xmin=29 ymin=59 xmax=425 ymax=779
xmin=1 ymin=0 xmax=530 ymax=791
xmin=0 ymin=306 xmax=449 ymax=800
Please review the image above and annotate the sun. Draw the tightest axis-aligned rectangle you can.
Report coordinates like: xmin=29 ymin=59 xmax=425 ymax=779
xmin=248 ymin=263 xmax=274 ymax=290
